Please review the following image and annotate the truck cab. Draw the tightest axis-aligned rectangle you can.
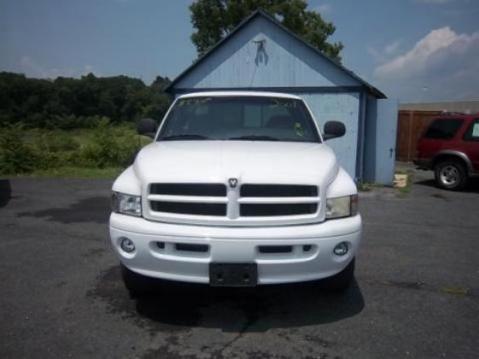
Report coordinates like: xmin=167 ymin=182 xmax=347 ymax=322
xmin=109 ymin=92 xmax=361 ymax=296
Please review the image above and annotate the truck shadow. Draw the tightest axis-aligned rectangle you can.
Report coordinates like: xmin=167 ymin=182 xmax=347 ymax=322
xmin=415 ymin=178 xmax=479 ymax=194
xmin=0 ymin=179 xmax=12 ymax=208
xmin=133 ymin=278 xmax=365 ymax=332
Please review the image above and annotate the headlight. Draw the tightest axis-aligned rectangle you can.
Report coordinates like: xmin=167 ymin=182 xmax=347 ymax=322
xmin=326 ymin=194 xmax=358 ymax=219
xmin=111 ymin=192 xmax=142 ymax=217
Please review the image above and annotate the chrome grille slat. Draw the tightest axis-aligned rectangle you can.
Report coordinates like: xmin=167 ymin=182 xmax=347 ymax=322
xmin=238 ymin=197 xmax=320 ymax=204
xmin=148 ymin=194 xmax=228 ymax=203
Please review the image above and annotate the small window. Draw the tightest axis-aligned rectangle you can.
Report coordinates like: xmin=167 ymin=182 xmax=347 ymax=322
xmin=423 ymin=118 xmax=463 ymax=140
xmin=463 ymin=119 xmax=479 ymax=141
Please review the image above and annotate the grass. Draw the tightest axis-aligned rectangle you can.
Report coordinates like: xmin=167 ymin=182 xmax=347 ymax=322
xmin=1 ymin=125 xmax=152 ymax=179
xmin=22 ymin=126 xmax=149 ymax=147
xmin=358 ymin=182 xmax=384 ymax=192
xmin=2 ymin=167 xmax=123 ymax=179
xmin=395 ymin=170 xmax=414 ymax=198
xmin=31 ymin=166 xmax=123 ymax=179
xmin=358 ymin=170 xmax=413 ymax=197
xmin=441 ymin=286 xmax=470 ymax=297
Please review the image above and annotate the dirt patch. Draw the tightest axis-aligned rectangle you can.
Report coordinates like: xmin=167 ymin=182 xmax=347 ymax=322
xmin=18 ymin=196 xmax=110 ymax=223
xmin=86 ymin=265 xmax=195 ymax=335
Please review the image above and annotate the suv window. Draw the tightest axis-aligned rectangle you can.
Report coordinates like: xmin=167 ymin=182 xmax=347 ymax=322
xmin=463 ymin=119 xmax=479 ymax=141
xmin=423 ymin=118 xmax=463 ymax=139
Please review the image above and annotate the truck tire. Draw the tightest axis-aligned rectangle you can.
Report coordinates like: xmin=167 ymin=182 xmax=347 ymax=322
xmin=434 ymin=160 xmax=467 ymax=190
xmin=121 ymin=264 xmax=155 ymax=298
xmin=322 ymin=258 xmax=355 ymax=291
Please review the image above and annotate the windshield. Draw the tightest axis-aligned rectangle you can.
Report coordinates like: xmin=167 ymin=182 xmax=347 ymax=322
xmin=157 ymin=96 xmax=321 ymax=143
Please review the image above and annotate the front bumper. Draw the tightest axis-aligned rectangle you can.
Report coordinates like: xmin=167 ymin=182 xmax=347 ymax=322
xmin=109 ymin=213 xmax=362 ymax=285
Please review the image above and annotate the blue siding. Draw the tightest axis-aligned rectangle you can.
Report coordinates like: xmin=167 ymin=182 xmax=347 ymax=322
xmin=175 ymin=17 xmax=360 ymax=89
xmin=364 ymin=98 xmax=398 ymax=185
xmin=363 ymin=96 xmax=378 ymax=182
xmin=374 ymin=99 xmax=398 ymax=184
xmin=167 ymin=11 xmax=392 ymax=184
xmin=297 ymin=93 xmax=360 ymax=178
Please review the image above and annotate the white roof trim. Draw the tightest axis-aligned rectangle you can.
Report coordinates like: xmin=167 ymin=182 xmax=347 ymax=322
xmin=178 ymin=91 xmax=302 ymax=100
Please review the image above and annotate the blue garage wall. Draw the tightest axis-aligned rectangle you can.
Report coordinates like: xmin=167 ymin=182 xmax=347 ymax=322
xmin=297 ymin=92 xmax=360 ymax=178
xmin=363 ymin=95 xmax=378 ymax=182
xmin=174 ymin=16 xmax=360 ymax=89
xmin=167 ymin=10 xmax=391 ymax=184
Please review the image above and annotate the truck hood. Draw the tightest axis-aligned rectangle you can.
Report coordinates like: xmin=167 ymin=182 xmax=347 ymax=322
xmin=133 ymin=141 xmax=338 ymax=186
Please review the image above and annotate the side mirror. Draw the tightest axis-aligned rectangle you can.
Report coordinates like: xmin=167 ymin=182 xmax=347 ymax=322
xmin=323 ymin=121 xmax=346 ymax=140
xmin=137 ymin=118 xmax=158 ymax=139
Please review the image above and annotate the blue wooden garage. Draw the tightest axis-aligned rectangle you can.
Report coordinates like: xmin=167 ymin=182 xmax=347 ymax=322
xmin=166 ymin=10 xmax=397 ymax=184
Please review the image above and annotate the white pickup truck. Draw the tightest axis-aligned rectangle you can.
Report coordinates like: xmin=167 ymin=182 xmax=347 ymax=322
xmin=110 ymin=92 xmax=361 ymax=296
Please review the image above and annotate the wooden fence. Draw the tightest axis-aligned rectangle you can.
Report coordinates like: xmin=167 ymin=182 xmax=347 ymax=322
xmin=396 ymin=110 xmax=442 ymax=162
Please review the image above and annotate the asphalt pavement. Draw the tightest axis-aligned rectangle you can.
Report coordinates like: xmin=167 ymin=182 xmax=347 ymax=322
xmin=0 ymin=171 xmax=478 ymax=359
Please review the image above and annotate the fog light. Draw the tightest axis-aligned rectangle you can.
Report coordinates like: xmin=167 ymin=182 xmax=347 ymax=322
xmin=120 ymin=237 xmax=135 ymax=253
xmin=333 ymin=242 xmax=349 ymax=256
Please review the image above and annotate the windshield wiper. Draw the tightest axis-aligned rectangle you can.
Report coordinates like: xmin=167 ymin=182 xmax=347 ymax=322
xmin=228 ymin=135 xmax=280 ymax=141
xmin=158 ymin=134 xmax=209 ymax=141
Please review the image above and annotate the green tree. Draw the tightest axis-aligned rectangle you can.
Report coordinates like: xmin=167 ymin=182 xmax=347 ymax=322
xmin=150 ymin=75 xmax=171 ymax=92
xmin=0 ymin=71 xmax=172 ymax=128
xmin=190 ymin=0 xmax=343 ymax=62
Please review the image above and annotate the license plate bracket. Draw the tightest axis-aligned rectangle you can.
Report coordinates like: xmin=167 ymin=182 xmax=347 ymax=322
xmin=209 ymin=263 xmax=258 ymax=287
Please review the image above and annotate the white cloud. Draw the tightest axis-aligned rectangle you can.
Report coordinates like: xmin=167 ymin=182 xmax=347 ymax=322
xmin=315 ymin=4 xmax=332 ymax=15
xmin=384 ymin=40 xmax=401 ymax=55
xmin=368 ymin=40 xmax=401 ymax=63
xmin=375 ymin=27 xmax=457 ymax=78
xmin=83 ymin=65 xmax=94 ymax=75
xmin=20 ymin=56 xmax=48 ymax=78
xmin=19 ymin=56 xmax=96 ymax=79
xmin=373 ymin=27 xmax=479 ymax=101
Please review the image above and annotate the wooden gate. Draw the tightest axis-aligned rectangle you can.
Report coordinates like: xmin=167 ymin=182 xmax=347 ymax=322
xmin=396 ymin=110 xmax=441 ymax=162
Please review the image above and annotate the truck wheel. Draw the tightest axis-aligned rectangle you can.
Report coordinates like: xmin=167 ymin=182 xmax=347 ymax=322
xmin=121 ymin=264 xmax=155 ymax=298
xmin=322 ymin=258 xmax=355 ymax=291
xmin=434 ymin=160 xmax=467 ymax=190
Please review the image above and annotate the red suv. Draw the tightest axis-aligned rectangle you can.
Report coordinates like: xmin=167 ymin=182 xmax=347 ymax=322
xmin=415 ymin=115 xmax=479 ymax=190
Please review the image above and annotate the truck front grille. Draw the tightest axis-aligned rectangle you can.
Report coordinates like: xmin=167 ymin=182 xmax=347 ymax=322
xmin=147 ymin=182 xmax=320 ymax=225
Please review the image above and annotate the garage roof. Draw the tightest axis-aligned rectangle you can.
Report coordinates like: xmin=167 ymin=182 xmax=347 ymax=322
xmin=166 ymin=9 xmax=386 ymax=99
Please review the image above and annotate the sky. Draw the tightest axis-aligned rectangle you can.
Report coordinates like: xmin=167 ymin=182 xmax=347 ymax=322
xmin=1 ymin=0 xmax=478 ymax=103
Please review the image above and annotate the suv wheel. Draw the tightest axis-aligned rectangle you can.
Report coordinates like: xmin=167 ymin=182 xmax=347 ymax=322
xmin=434 ymin=160 xmax=467 ymax=190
